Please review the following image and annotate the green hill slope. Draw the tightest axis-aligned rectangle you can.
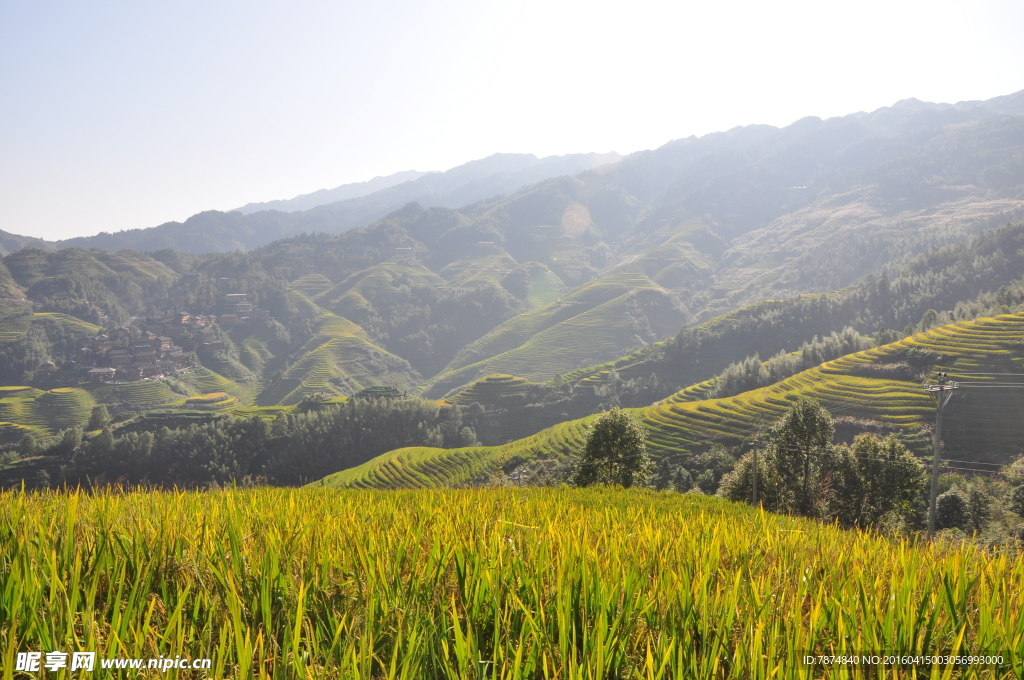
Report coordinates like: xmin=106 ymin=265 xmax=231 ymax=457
xmin=421 ymin=271 xmax=687 ymax=397
xmin=256 ymin=311 xmax=419 ymax=406
xmin=0 ymin=309 xmax=101 ymax=343
xmin=317 ymin=313 xmax=1024 ymax=488
xmin=313 ymin=262 xmax=446 ymax=316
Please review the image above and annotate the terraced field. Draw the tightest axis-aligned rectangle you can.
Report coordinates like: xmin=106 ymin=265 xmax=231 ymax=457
xmin=313 ymin=445 xmax=497 ymax=488
xmin=256 ymin=312 xmax=419 ymax=406
xmin=559 ymin=342 xmax=665 ymax=384
xmin=286 ymin=289 xmax=322 ymax=318
xmin=34 ymin=387 xmax=96 ymax=425
xmin=176 ymin=367 xmax=236 ymax=396
xmin=438 ymin=251 xmax=518 ymax=289
xmin=86 ymin=380 xmax=181 ymax=408
xmin=523 ymin=263 xmax=564 ymax=307
xmin=0 ymin=309 xmax=100 ymax=343
xmin=184 ymin=392 xmax=238 ymax=410
xmin=1 ymin=388 xmax=99 ymax=437
xmin=318 ymin=416 xmax=595 ymax=489
xmin=320 ymin=314 xmax=1024 ymax=488
xmin=199 ymin=352 xmax=255 ymax=384
xmin=0 ymin=381 xmax=193 ymax=442
xmin=0 ymin=307 xmax=34 ymax=341
xmin=31 ymin=312 xmax=101 ymax=335
xmin=421 ymin=271 xmax=686 ymax=397
xmin=0 ymin=386 xmax=42 ymax=398
xmin=229 ymin=404 xmax=296 ymax=420
xmin=0 ymin=376 xmax=270 ymax=442
xmin=447 ymin=374 xmax=535 ymax=406
xmin=605 ymin=220 xmax=718 ymax=293
xmin=0 ymin=388 xmax=45 ymax=443
xmin=228 ymin=327 xmax=276 ymax=373
xmin=287 ymin=273 xmax=334 ymax=295
xmin=499 ymin=261 xmax=566 ymax=310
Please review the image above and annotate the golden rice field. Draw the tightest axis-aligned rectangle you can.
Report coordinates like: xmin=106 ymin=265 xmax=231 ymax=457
xmin=2 ymin=487 xmax=1022 ymax=679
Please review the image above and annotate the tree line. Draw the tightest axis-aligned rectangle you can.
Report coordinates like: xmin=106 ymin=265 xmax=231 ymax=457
xmin=7 ymin=398 xmax=479 ymax=488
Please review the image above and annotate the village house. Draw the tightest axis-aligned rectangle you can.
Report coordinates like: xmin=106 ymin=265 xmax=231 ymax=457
xmin=116 ymin=365 xmax=143 ymax=381
xmin=87 ymin=367 xmax=117 ymax=383
xmin=108 ymin=350 xmax=132 ymax=367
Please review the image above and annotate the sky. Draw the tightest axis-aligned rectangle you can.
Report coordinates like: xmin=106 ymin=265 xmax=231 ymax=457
xmin=2 ymin=0 xmax=1023 ymax=241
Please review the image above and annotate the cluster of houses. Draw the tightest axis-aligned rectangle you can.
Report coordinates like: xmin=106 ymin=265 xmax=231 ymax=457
xmin=82 ymin=329 xmax=193 ymax=383
xmin=76 ymin=294 xmax=271 ymax=383
xmin=216 ymin=293 xmax=269 ymax=327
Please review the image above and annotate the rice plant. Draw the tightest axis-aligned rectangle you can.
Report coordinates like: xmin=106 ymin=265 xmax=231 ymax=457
xmin=2 ymin=486 xmax=1022 ymax=678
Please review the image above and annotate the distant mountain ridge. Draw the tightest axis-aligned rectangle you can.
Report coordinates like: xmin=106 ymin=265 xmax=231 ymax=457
xmin=3 ymin=89 xmax=1023 ymax=259
xmin=235 ymin=152 xmax=623 ymax=216
xmin=2 ymin=151 xmax=622 ymax=256
xmin=233 ymin=169 xmax=427 ymax=214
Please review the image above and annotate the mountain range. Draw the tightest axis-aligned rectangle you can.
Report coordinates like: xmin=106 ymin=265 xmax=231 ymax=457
xmin=3 ymin=89 xmax=1024 ymax=488
xmin=0 ymin=152 xmax=622 ymax=256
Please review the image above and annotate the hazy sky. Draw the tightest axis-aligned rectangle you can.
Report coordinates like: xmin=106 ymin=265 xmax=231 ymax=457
xmin=2 ymin=0 xmax=1023 ymax=241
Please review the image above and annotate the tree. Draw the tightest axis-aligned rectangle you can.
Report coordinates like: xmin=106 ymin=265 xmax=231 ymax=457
xmin=670 ymin=467 xmax=693 ymax=493
xmin=652 ymin=458 xmax=674 ymax=490
xmin=87 ymin=405 xmax=110 ymax=431
xmin=768 ymin=397 xmax=835 ymax=516
xmin=718 ymin=449 xmax=784 ymax=509
xmin=823 ymin=434 xmax=926 ymax=528
xmin=572 ymin=407 xmax=652 ymax=488
xmin=1009 ymin=484 xmax=1024 ymax=516
xmin=18 ymin=432 xmax=38 ymax=459
xmin=936 ymin=488 xmax=971 ymax=531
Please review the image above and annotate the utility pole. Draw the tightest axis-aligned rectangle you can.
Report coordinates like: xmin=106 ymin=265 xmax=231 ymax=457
xmin=925 ymin=372 xmax=958 ymax=539
xmin=752 ymin=446 xmax=758 ymax=507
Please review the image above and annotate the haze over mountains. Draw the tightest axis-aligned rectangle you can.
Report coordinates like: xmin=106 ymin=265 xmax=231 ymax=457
xmin=0 ymin=152 xmax=622 ymax=256
xmin=234 ymin=170 xmax=428 ymax=214
xmin=233 ymin=152 xmax=622 ymax=216
xmin=2 ymin=91 xmax=1022 ymax=259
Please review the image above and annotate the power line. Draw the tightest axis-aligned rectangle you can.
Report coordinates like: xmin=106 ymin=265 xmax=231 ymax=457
xmin=937 ymin=465 xmax=1001 ymax=475
xmin=920 ymin=457 xmax=1004 ymax=467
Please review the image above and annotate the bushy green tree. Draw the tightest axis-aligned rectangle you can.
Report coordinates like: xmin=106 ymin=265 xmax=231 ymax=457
xmin=769 ymin=397 xmax=835 ymax=515
xmin=572 ymin=408 xmax=652 ymax=488
xmin=18 ymin=432 xmax=38 ymax=459
xmin=671 ymin=467 xmax=693 ymax=493
xmin=717 ymin=449 xmax=783 ymax=509
xmin=823 ymin=434 xmax=926 ymax=528
xmin=87 ymin=405 xmax=110 ymax=431
xmin=1009 ymin=484 xmax=1024 ymax=516
xmin=936 ymin=488 xmax=971 ymax=531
